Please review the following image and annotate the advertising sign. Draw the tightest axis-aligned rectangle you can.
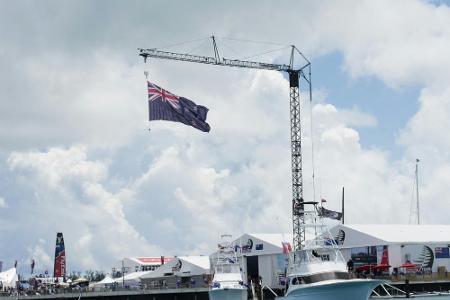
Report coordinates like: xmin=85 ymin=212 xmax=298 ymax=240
xmin=435 ymin=247 xmax=450 ymax=259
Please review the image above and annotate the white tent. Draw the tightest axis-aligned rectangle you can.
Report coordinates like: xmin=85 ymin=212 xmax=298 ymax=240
xmin=93 ymin=275 xmax=117 ymax=286
xmin=117 ymin=271 xmax=152 ymax=287
xmin=91 ymin=275 xmax=118 ymax=291
xmin=0 ymin=268 xmax=18 ymax=289
xmin=141 ymin=256 xmax=210 ymax=279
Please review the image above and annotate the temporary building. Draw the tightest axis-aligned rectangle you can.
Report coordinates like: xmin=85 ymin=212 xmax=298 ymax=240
xmin=140 ymin=256 xmax=210 ymax=289
xmin=210 ymin=233 xmax=294 ymax=290
xmin=329 ymin=224 xmax=450 ymax=273
xmin=119 ymin=257 xmax=174 ymax=273
xmin=0 ymin=268 xmax=18 ymax=289
xmin=91 ymin=275 xmax=118 ymax=290
xmin=121 ymin=271 xmax=152 ymax=287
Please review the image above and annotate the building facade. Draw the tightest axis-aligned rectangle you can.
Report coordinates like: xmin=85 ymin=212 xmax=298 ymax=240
xmin=116 ymin=256 xmax=174 ymax=274
xmin=329 ymin=224 xmax=450 ymax=274
xmin=210 ymin=233 xmax=293 ymax=290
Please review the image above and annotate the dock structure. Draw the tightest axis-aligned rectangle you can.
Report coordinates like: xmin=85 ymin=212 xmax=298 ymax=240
xmin=0 ymin=287 xmax=209 ymax=300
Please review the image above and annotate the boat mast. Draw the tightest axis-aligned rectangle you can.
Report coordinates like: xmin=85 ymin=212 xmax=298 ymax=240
xmin=341 ymin=187 xmax=345 ymax=225
xmin=415 ymin=158 xmax=420 ymax=225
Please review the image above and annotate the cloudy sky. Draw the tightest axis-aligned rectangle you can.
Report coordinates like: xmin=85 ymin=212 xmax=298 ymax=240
xmin=1 ymin=0 xmax=450 ymax=274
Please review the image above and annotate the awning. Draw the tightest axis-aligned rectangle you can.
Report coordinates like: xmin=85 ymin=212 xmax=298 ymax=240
xmin=355 ymin=264 xmax=376 ymax=272
xmin=398 ymin=263 xmax=419 ymax=269
xmin=355 ymin=264 xmax=391 ymax=272
xmin=372 ymin=264 xmax=391 ymax=271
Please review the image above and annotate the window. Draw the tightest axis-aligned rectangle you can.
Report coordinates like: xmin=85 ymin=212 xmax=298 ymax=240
xmin=321 ymin=254 xmax=330 ymax=261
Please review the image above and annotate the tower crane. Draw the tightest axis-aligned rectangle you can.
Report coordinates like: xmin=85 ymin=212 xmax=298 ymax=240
xmin=138 ymin=36 xmax=312 ymax=251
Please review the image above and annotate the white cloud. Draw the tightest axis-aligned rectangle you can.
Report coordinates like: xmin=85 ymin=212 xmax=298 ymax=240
xmin=8 ymin=146 xmax=107 ymax=188
xmin=0 ymin=196 xmax=7 ymax=208
xmin=305 ymin=103 xmax=412 ymax=224
xmin=5 ymin=146 xmax=160 ymax=271
xmin=311 ymin=0 xmax=450 ymax=87
xmin=399 ymin=86 xmax=450 ymax=161
xmin=27 ymin=239 xmax=53 ymax=273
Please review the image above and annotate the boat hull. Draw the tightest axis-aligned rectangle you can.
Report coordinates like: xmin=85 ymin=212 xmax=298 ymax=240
xmin=209 ymin=288 xmax=248 ymax=300
xmin=280 ymin=279 xmax=384 ymax=300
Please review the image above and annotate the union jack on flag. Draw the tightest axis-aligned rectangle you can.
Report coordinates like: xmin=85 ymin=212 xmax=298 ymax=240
xmin=147 ymin=80 xmax=210 ymax=132
xmin=148 ymin=81 xmax=181 ymax=110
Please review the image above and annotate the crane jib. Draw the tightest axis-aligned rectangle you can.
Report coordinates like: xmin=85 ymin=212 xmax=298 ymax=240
xmin=138 ymin=48 xmax=292 ymax=72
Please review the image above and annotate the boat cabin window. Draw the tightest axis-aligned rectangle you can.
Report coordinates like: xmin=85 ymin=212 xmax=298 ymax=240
xmin=216 ymin=265 xmax=240 ymax=274
xmin=292 ymin=272 xmax=348 ymax=284
xmin=321 ymin=254 xmax=330 ymax=261
xmin=291 ymin=277 xmax=305 ymax=285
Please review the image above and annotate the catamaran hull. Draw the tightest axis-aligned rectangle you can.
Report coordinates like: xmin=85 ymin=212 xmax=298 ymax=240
xmin=281 ymin=279 xmax=383 ymax=300
xmin=209 ymin=288 xmax=247 ymax=300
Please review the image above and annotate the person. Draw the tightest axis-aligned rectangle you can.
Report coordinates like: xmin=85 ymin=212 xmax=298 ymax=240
xmin=347 ymin=259 xmax=354 ymax=272
xmin=347 ymin=258 xmax=358 ymax=278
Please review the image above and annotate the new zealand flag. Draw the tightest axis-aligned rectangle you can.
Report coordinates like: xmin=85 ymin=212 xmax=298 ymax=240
xmin=148 ymin=81 xmax=210 ymax=132
xmin=318 ymin=206 xmax=343 ymax=220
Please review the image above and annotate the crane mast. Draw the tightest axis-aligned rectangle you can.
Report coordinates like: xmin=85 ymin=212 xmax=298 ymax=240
xmin=138 ymin=37 xmax=311 ymax=251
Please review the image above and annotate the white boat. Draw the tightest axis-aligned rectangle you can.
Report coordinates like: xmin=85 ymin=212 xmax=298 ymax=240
xmin=209 ymin=234 xmax=248 ymax=300
xmin=281 ymin=202 xmax=384 ymax=300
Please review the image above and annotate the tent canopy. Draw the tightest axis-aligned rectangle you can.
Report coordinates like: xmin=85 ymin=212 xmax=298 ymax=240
xmin=123 ymin=271 xmax=152 ymax=282
xmin=0 ymin=268 xmax=18 ymax=288
xmin=93 ymin=275 xmax=117 ymax=286
xmin=141 ymin=256 xmax=210 ymax=279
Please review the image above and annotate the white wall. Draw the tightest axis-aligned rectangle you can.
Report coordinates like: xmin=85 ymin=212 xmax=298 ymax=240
xmin=122 ymin=258 xmax=139 ymax=273
xmin=340 ymin=248 xmax=352 ymax=262
xmin=241 ymin=256 xmax=248 ymax=285
xmin=258 ymin=255 xmax=273 ymax=287
xmin=388 ymin=244 xmax=402 ymax=273
xmin=342 ymin=243 xmax=450 ymax=274
xmin=399 ymin=243 xmax=450 ymax=273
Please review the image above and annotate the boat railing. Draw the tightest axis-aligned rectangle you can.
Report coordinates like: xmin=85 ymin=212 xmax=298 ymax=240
xmin=211 ymin=280 xmax=245 ymax=289
xmin=261 ymin=285 xmax=278 ymax=300
xmin=288 ymin=247 xmax=344 ymax=263
xmin=372 ymin=283 xmax=406 ymax=298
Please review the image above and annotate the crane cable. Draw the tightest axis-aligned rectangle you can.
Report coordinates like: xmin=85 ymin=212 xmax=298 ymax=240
xmin=408 ymin=163 xmax=417 ymax=224
xmin=238 ymin=46 xmax=291 ymax=61
xmin=218 ymin=36 xmax=290 ymax=47
xmin=155 ymin=36 xmax=292 ymax=67
xmin=154 ymin=36 xmax=211 ymax=51
xmin=308 ymin=64 xmax=317 ymax=203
